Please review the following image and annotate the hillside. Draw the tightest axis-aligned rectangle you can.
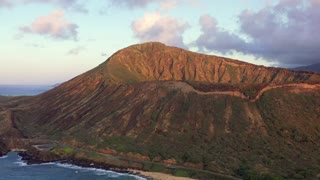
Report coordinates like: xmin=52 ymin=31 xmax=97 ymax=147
xmin=2 ymin=42 xmax=320 ymax=179
xmin=293 ymin=63 xmax=320 ymax=73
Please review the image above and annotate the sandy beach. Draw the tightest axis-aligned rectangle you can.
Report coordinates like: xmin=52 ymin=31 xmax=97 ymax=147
xmin=132 ymin=170 xmax=196 ymax=180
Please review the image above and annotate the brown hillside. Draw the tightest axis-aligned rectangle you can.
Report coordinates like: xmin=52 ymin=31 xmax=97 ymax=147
xmin=3 ymin=42 xmax=320 ymax=179
xmin=99 ymin=42 xmax=320 ymax=84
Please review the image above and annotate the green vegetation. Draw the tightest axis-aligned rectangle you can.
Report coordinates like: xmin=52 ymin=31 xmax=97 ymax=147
xmin=174 ymin=169 xmax=191 ymax=177
xmin=97 ymin=136 xmax=149 ymax=155
xmin=63 ymin=147 xmax=74 ymax=154
xmin=16 ymin=87 xmax=319 ymax=179
xmin=149 ymin=163 xmax=166 ymax=172
xmin=63 ymin=89 xmax=319 ymax=179
xmin=73 ymin=132 xmax=98 ymax=146
xmin=255 ymin=89 xmax=320 ymax=178
xmin=0 ymin=114 xmax=5 ymax=121
xmin=51 ymin=147 xmax=75 ymax=157
xmin=0 ymin=96 xmax=13 ymax=103
xmin=237 ymin=163 xmax=284 ymax=180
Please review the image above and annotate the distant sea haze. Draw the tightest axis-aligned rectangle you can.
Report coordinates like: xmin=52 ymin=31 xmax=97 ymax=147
xmin=0 ymin=85 xmax=53 ymax=96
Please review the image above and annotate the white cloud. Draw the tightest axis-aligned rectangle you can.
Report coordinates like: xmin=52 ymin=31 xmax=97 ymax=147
xmin=20 ymin=10 xmax=78 ymax=41
xmin=132 ymin=12 xmax=189 ymax=48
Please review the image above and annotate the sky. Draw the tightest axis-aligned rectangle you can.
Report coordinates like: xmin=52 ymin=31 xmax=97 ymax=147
xmin=0 ymin=0 xmax=319 ymax=85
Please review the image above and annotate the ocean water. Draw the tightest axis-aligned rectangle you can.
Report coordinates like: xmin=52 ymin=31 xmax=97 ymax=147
xmin=0 ymin=152 xmax=145 ymax=180
xmin=0 ymin=85 xmax=53 ymax=96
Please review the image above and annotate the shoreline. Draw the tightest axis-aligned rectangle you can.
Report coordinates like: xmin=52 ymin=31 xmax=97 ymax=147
xmin=1 ymin=151 xmax=152 ymax=180
xmin=6 ymin=151 xmax=198 ymax=180
xmin=0 ymin=139 xmax=239 ymax=180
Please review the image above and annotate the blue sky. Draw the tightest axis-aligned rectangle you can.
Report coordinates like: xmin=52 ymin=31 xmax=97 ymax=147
xmin=0 ymin=0 xmax=319 ymax=84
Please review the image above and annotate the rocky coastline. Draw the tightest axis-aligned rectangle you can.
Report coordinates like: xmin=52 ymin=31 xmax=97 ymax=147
xmin=18 ymin=151 xmax=140 ymax=174
xmin=1 ymin=150 xmax=151 ymax=180
xmin=1 ymin=150 xmax=199 ymax=180
xmin=0 ymin=139 xmax=239 ymax=180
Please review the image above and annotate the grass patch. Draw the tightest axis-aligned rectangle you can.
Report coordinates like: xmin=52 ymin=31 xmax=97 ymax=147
xmin=150 ymin=164 xmax=166 ymax=172
xmin=0 ymin=114 xmax=5 ymax=121
xmin=51 ymin=147 xmax=75 ymax=157
xmin=63 ymin=147 xmax=74 ymax=154
xmin=174 ymin=169 xmax=190 ymax=177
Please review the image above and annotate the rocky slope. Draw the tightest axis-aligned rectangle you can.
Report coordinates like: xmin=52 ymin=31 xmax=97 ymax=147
xmin=5 ymin=42 xmax=320 ymax=179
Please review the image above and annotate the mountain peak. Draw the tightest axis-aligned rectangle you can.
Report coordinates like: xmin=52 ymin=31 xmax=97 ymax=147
xmin=95 ymin=42 xmax=320 ymax=84
xmin=130 ymin=41 xmax=166 ymax=47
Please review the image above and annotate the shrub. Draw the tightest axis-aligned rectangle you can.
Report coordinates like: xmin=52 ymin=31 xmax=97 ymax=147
xmin=50 ymin=147 xmax=75 ymax=157
xmin=0 ymin=114 xmax=5 ymax=121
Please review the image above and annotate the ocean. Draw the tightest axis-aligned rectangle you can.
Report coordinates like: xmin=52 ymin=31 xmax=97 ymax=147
xmin=0 ymin=85 xmax=146 ymax=180
xmin=0 ymin=85 xmax=53 ymax=96
xmin=0 ymin=152 xmax=144 ymax=180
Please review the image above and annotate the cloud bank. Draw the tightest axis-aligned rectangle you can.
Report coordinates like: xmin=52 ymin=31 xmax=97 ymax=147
xmin=196 ymin=14 xmax=246 ymax=54
xmin=20 ymin=10 xmax=78 ymax=41
xmin=0 ymin=0 xmax=12 ymax=8
xmin=25 ymin=0 xmax=87 ymax=13
xmin=196 ymin=0 xmax=320 ymax=66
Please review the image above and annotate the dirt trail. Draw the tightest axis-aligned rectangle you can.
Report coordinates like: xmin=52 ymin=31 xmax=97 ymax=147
xmin=250 ymin=83 xmax=320 ymax=102
xmin=165 ymin=81 xmax=320 ymax=102
xmin=165 ymin=81 xmax=248 ymax=99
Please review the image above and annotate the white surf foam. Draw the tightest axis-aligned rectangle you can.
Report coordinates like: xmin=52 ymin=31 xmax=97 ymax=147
xmin=56 ymin=163 xmax=146 ymax=179
xmin=30 ymin=162 xmax=56 ymax=166
xmin=14 ymin=161 xmax=28 ymax=166
xmin=56 ymin=163 xmax=120 ymax=176
xmin=55 ymin=163 xmax=85 ymax=170
xmin=14 ymin=156 xmax=27 ymax=166
xmin=0 ymin=155 xmax=8 ymax=159
xmin=14 ymin=155 xmax=55 ymax=167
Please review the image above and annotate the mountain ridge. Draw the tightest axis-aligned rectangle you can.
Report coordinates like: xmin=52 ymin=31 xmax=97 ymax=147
xmin=83 ymin=42 xmax=320 ymax=85
xmin=293 ymin=62 xmax=320 ymax=72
